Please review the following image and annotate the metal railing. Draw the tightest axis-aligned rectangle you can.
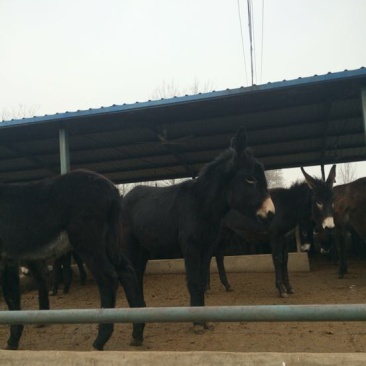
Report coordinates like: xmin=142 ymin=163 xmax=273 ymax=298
xmin=1 ymin=304 xmax=366 ymax=325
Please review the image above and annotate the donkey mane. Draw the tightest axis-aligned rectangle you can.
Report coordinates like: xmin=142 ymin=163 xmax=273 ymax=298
xmin=198 ymin=146 xmax=255 ymax=180
xmin=194 ymin=149 xmax=236 ymax=214
xmin=197 ymin=148 xmax=235 ymax=179
xmin=196 ymin=146 xmax=261 ymax=215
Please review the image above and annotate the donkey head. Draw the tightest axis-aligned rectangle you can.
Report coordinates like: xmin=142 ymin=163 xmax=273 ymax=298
xmin=227 ymin=128 xmax=275 ymax=222
xmin=301 ymin=165 xmax=336 ymax=231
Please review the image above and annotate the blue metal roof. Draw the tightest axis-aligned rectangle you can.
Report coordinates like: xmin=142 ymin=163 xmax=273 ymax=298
xmin=1 ymin=67 xmax=366 ymax=183
xmin=3 ymin=67 xmax=366 ymax=126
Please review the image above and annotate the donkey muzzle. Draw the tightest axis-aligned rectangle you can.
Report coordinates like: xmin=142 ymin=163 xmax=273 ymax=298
xmin=256 ymin=197 xmax=275 ymax=220
xmin=322 ymin=217 xmax=335 ymax=229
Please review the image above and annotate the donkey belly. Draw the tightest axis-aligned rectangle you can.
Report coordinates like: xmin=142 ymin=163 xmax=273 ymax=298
xmin=3 ymin=231 xmax=72 ymax=261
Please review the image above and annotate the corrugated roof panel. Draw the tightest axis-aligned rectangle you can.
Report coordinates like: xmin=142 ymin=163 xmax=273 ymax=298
xmin=0 ymin=67 xmax=365 ymax=183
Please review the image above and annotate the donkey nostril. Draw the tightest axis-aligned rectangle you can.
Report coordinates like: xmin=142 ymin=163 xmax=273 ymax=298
xmin=266 ymin=210 xmax=274 ymax=221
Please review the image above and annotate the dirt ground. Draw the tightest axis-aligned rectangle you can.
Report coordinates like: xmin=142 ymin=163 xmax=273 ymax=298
xmin=2 ymin=254 xmax=366 ymax=353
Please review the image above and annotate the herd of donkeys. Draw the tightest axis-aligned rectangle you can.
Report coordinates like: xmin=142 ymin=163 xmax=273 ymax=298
xmin=0 ymin=128 xmax=365 ymax=350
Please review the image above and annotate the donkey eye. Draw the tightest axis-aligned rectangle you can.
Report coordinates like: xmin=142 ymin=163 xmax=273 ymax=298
xmin=316 ymin=201 xmax=323 ymax=209
xmin=245 ymin=177 xmax=257 ymax=184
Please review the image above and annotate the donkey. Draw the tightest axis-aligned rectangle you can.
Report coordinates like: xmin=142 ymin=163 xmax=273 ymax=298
xmin=317 ymin=177 xmax=366 ymax=278
xmin=49 ymin=251 xmax=87 ymax=296
xmin=120 ymin=128 xmax=275 ymax=333
xmin=212 ymin=166 xmax=336 ymax=297
xmin=0 ymin=169 xmax=144 ymax=351
xmin=268 ymin=166 xmax=336 ymax=297
xmin=212 ymin=209 xmax=269 ymax=291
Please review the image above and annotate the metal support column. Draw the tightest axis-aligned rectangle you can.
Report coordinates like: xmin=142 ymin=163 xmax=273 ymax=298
xmin=59 ymin=128 xmax=70 ymax=174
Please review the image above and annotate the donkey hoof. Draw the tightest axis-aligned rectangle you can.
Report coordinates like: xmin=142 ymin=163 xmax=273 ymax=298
xmin=49 ymin=290 xmax=57 ymax=296
xmin=203 ymin=322 xmax=214 ymax=330
xmin=92 ymin=341 xmax=104 ymax=351
xmin=278 ymin=284 xmax=288 ymax=298
xmin=4 ymin=344 xmax=18 ymax=351
xmin=225 ymin=287 xmax=233 ymax=292
xmin=130 ymin=338 xmax=143 ymax=347
xmin=192 ymin=324 xmax=205 ymax=335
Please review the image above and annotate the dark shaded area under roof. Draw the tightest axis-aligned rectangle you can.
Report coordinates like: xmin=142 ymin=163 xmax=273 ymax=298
xmin=1 ymin=68 xmax=366 ymax=184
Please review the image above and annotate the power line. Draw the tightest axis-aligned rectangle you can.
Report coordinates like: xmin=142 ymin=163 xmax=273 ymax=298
xmin=260 ymin=0 xmax=265 ymax=84
xmin=247 ymin=0 xmax=254 ymax=85
xmin=237 ymin=0 xmax=248 ymax=86
xmin=250 ymin=0 xmax=258 ymax=84
xmin=237 ymin=0 xmax=265 ymax=86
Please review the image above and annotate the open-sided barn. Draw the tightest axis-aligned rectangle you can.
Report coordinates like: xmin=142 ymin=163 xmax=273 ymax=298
xmin=1 ymin=67 xmax=366 ymax=184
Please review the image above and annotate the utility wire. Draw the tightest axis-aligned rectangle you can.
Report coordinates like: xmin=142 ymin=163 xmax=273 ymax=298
xmin=249 ymin=0 xmax=257 ymax=84
xmin=237 ymin=0 xmax=249 ymax=86
xmin=260 ymin=0 xmax=265 ymax=84
xmin=247 ymin=0 xmax=255 ymax=85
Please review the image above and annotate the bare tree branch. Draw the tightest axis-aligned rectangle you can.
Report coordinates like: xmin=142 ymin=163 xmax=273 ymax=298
xmin=1 ymin=103 xmax=40 ymax=122
xmin=150 ymin=78 xmax=215 ymax=100
xmin=265 ymin=169 xmax=284 ymax=188
xmin=337 ymin=163 xmax=356 ymax=184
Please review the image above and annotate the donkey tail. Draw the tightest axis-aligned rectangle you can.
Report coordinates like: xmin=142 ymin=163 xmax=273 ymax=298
xmin=105 ymin=196 xmax=134 ymax=271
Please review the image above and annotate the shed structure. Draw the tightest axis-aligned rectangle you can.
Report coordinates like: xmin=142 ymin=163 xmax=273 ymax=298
xmin=1 ymin=67 xmax=366 ymax=184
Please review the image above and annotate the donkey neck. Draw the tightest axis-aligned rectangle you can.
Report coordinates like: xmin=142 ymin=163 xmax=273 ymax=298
xmin=285 ymin=181 xmax=313 ymax=219
xmin=272 ymin=181 xmax=312 ymax=228
xmin=194 ymin=175 xmax=230 ymax=219
xmin=193 ymin=151 xmax=234 ymax=219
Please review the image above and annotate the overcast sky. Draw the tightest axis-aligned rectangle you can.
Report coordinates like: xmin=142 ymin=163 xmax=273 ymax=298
xmin=1 ymin=0 xmax=365 ymax=183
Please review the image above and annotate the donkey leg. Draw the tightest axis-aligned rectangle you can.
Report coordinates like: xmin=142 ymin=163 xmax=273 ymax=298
xmin=185 ymin=251 xmax=205 ymax=307
xmin=26 ymin=260 xmax=50 ymax=310
xmin=25 ymin=260 xmax=50 ymax=328
xmin=61 ymin=253 xmax=73 ymax=294
xmin=85 ymin=256 xmax=119 ymax=351
xmin=49 ymin=257 xmax=62 ymax=296
xmin=338 ymin=230 xmax=348 ymax=278
xmin=82 ymin=252 xmax=118 ymax=351
xmin=134 ymin=248 xmax=149 ymax=308
xmin=271 ymin=236 xmax=288 ymax=297
xmin=184 ymin=246 xmax=207 ymax=333
xmin=72 ymin=252 xmax=87 ymax=285
xmin=117 ymin=246 xmax=148 ymax=346
xmin=200 ymin=252 xmax=215 ymax=330
xmin=2 ymin=261 xmax=24 ymax=350
xmin=116 ymin=258 xmax=145 ymax=346
xmin=205 ymin=257 xmax=212 ymax=291
xmin=281 ymin=242 xmax=294 ymax=294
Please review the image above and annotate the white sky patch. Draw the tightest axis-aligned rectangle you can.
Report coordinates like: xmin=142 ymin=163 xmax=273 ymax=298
xmin=1 ymin=1 xmax=366 ymax=183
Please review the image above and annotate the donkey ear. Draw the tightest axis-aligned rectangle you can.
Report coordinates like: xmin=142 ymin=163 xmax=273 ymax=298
xmin=326 ymin=164 xmax=336 ymax=188
xmin=301 ymin=167 xmax=317 ymax=190
xmin=231 ymin=128 xmax=247 ymax=155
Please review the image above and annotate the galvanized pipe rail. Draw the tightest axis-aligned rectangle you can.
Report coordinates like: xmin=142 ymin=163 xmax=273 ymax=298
xmin=1 ymin=304 xmax=366 ymax=325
